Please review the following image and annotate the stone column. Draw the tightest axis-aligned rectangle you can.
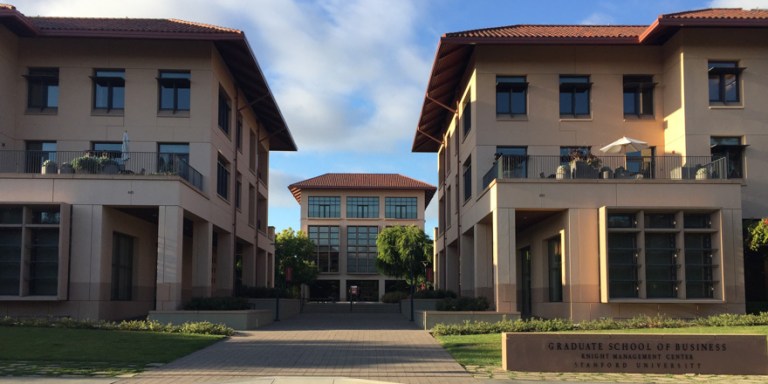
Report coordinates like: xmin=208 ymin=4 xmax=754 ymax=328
xmin=493 ymin=208 xmax=516 ymax=312
xmin=445 ymin=243 xmax=460 ymax=293
xmin=474 ymin=222 xmax=494 ymax=301
xmin=156 ymin=205 xmax=184 ymax=310
xmin=460 ymin=231 xmax=475 ymax=297
xmin=191 ymin=220 xmax=212 ymax=297
xmin=215 ymin=230 xmax=234 ymax=296
xmin=242 ymin=242 xmax=256 ymax=287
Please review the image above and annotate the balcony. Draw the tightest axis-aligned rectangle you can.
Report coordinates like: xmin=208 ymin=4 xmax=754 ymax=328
xmin=0 ymin=150 xmax=204 ymax=192
xmin=482 ymin=154 xmax=728 ymax=189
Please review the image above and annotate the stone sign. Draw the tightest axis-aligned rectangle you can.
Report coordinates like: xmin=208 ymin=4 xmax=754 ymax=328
xmin=502 ymin=333 xmax=768 ymax=375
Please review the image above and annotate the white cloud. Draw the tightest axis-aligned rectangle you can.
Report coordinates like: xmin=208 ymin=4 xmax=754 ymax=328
xmin=580 ymin=12 xmax=616 ymax=25
xmin=709 ymin=0 xmax=768 ymax=8
xmin=268 ymin=169 xmax=302 ymax=209
xmin=18 ymin=0 xmax=432 ymax=154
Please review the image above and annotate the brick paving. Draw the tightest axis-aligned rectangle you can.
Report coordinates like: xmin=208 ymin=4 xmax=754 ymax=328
xmin=116 ymin=313 xmax=472 ymax=384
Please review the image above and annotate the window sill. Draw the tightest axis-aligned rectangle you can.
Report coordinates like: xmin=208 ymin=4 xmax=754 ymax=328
xmin=216 ymin=194 xmax=230 ymax=204
xmin=559 ymin=117 xmax=592 ymax=122
xmin=25 ymin=108 xmax=58 ymax=115
xmin=623 ymin=114 xmax=655 ymax=121
xmin=0 ymin=295 xmax=62 ymax=301
xmin=91 ymin=109 xmax=124 ymax=117
xmin=157 ymin=110 xmax=190 ymax=118
xmin=496 ymin=115 xmax=528 ymax=122
xmin=708 ymin=104 xmax=744 ymax=110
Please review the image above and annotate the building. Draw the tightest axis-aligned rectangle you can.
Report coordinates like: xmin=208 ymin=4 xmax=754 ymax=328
xmin=288 ymin=173 xmax=436 ymax=301
xmin=0 ymin=5 xmax=296 ymax=320
xmin=413 ymin=9 xmax=768 ymax=321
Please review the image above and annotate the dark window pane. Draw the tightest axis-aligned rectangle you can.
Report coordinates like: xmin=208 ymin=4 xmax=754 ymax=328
xmin=496 ymin=92 xmax=510 ymax=114
xmin=511 ymin=90 xmax=526 ymax=114
xmin=559 ymin=93 xmax=571 ymax=114
xmin=574 ymin=89 xmax=589 ymax=115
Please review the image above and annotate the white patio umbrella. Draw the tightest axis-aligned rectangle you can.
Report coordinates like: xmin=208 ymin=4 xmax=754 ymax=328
xmin=599 ymin=136 xmax=649 ymax=154
xmin=120 ymin=131 xmax=130 ymax=162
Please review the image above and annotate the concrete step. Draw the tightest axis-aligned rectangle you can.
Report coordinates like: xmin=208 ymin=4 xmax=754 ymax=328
xmin=302 ymin=302 xmax=401 ymax=314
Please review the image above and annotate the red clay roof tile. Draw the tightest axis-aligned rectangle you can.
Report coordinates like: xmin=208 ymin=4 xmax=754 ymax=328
xmin=288 ymin=173 xmax=436 ymax=205
xmin=446 ymin=25 xmax=646 ymax=40
xmin=662 ymin=8 xmax=768 ymax=20
xmin=29 ymin=17 xmax=240 ymax=34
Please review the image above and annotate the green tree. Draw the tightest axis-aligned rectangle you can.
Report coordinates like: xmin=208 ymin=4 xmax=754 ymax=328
xmin=748 ymin=218 xmax=768 ymax=251
xmin=275 ymin=228 xmax=318 ymax=292
xmin=376 ymin=225 xmax=433 ymax=285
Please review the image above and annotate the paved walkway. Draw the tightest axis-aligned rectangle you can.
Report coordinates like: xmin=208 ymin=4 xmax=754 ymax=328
xmin=116 ymin=313 xmax=472 ymax=384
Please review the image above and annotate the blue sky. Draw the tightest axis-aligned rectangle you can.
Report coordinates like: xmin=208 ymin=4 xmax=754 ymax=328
xmin=20 ymin=0 xmax=767 ymax=233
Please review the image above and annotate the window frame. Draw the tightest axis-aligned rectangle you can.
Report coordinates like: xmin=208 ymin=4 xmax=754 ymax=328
xmin=710 ymin=136 xmax=745 ymax=179
xmin=92 ymin=69 xmax=125 ymax=113
xmin=463 ymin=156 xmax=472 ymax=203
xmin=346 ymin=197 xmax=379 ymax=219
xmin=346 ymin=226 xmax=379 ymax=274
xmin=216 ymin=154 xmax=230 ymax=200
xmin=385 ymin=197 xmax=417 ymax=219
xmin=218 ymin=88 xmax=231 ymax=135
xmin=559 ymin=75 xmax=591 ymax=118
xmin=547 ymin=236 xmax=563 ymax=302
xmin=623 ymin=75 xmax=654 ymax=117
xmin=496 ymin=76 xmax=528 ymax=117
xmin=308 ymin=196 xmax=341 ymax=218
xmin=157 ymin=70 xmax=191 ymax=113
xmin=26 ymin=67 xmax=59 ymax=111
xmin=708 ymin=61 xmax=743 ymax=105
xmin=111 ymin=232 xmax=134 ymax=301
xmin=308 ymin=225 xmax=340 ymax=273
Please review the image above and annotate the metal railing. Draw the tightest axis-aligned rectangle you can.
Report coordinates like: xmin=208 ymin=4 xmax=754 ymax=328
xmin=0 ymin=150 xmax=204 ymax=191
xmin=482 ymin=155 xmax=729 ymax=189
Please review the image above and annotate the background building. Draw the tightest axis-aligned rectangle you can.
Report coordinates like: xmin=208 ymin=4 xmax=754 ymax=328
xmin=414 ymin=9 xmax=768 ymax=320
xmin=0 ymin=5 xmax=295 ymax=320
xmin=288 ymin=173 xmax=436 ymax=301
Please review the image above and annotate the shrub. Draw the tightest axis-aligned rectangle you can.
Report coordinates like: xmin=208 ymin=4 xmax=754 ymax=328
xmin=178 ymin=321 xmax=234 ymax=336
xmin=70 ymin=156 xmax=101 ymax=173
xmin=413 ymin=289 xmax=457 ymax=299
xmin=381 ymin=291 xmax=408 ymax=303
xmin=183 ymin=297 xmax=251 ymax=310
xmin=0 ymin=316 xmax=233 ymax=336
xmin=436 ymin=296 xmax=490 ymax=311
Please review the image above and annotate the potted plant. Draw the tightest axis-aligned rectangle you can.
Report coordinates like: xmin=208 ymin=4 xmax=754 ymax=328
xmin=59 ymin=162 xmax=74 ymax=174
xmin=70 ymin=155 xmax=100 ymax=173
xmin=696 ymin=167 xmax=709 ymax=180
xmin=98 ymin=156 xmax=119 ymax=174
xmin=41 ymin=159 xmax=57 ymax=174
xmin=556 ymin=165 xmax=569 ymax=179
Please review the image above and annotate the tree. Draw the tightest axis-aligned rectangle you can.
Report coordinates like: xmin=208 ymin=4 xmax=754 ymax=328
xmin=376 ymin=225 xmax=433 ymax=285
xmin=275 ymin=228 xmax=318 ymax=292
xmin=748 ymin=218 xmax=768 ymax=252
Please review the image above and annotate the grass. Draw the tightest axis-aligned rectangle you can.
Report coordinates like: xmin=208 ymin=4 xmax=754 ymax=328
xmin=0 ymin=326 xmax=224 ymax=376
xmin=435 ymin=326 xmax=768 ymax=369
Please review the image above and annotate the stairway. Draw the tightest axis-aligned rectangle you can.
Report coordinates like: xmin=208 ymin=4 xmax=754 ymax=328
xmin=302 ymin=302 xmax=401 ymax=314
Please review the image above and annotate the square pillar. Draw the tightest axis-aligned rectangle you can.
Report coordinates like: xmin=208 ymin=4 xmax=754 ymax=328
xmin=493 ymin=208 xmax=516 ymax=312
xmin=460 ymin=231 xmax=475 ymax=297
xmin=445 ymin=243 xmax=460 ymax=293
xmin=242 ymin=242 xmax=256 ymax=287
xmin=474 ymin=222 xmax=494 ymax=301
xmin=191 ymin=220 xmax=212 ymax=297
xmin=214 ymin=230 xmax=234 ymax=296
xmin=156 ymin=206 xmax=184 ymax=310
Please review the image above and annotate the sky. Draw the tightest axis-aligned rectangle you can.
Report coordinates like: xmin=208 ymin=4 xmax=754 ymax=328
xmin=17 ymin=0 xmax=768 ymax=233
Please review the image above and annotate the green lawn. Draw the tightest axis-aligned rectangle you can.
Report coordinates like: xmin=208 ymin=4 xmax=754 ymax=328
xmin=0 ymin=327 xmax=224 ymax=376
xmin=435 ymin=326 xmax=768 ymax=369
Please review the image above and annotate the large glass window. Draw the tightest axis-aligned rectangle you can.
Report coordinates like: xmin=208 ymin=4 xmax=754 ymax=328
xmin=92 ymin=142 xmax=122 ymax=159
xmin=111 ymin=232 xmax=134 ymax=301
xmin=623 ymin=75 xmax=654 ymax=117
xmin=547 ymin=236 xmax=563 ymax=302
xmin=710 ymin=136 xmax=744 ymax=179
xmin=462 ymin=98 xmax=471 ymax=137
xmin=559 ymin=75 xmax=590 ymax=117
xmin=463 ymin=156 xmax=472 ymax=202
xmin=496 ymin=146 xmax=527 ymax=178
xmin=158 ymin=70 xmax=190 ymax=112
xmin=385 ymin=197 xmax=417 ymax=219
xmin=607 ymin=232 xmax=639 ymax=298
xmin=308 ymin=226 xmax=339 ymax=273
xmin=218 ymin=88 xmax=231 ymax=135
xmin=157 ymin=143 xmax=189 ymax=175
xmin=347 ymin=197 xmax=379 ymax=218
xmin=496 ymin=76 xmax=527 ymax=116
xmin=308 ymin=196 xmax=341 ymax=218
xmin=347 ymin=226 xmax=378 ymax=274
xmin=93 ymin=69 xmax=125 ymax=112
xmin=217 ymin=154 xmax=230 ymax=199
xmin=708 ymin=61 xmax=742 ymax=104
xmin=26 ymin=67 xmax=59 ymax=110
xmin=645 ymin=233 xmax=677 ymax=298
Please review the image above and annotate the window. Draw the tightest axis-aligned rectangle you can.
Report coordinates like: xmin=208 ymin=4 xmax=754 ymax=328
xmin=463 ymin=157 xmax=472 ymax=202
xmin=547 ymin=236 xmax=563 ymax=302
xmin=462 ymin=98 xmax=472 ymax=137
xmin=626 ymin=148 xmax=655 ymax=179
xmin=385 ymin=197 xmax=417 ymax=219
xmin=708 ymin=61 xmax=742 ymax=104
xmin=623 ymin=75 xmax=654 ymax=117
xmin=92 ymin=142 xmax=122 ymax=159
xmin=248 ymin=184 xmax=256 ymax=226
xmin=560 ymin=146 xmax=590 ymax=166
xmin=347 ymin=226 xmax=378 ymax=274
xmin=93 ymin=69 xmax=125 ymax=112
xmin=308 ymin=226 xmax=339 ymax=273
xmin=496 ymin=76 xmax=527 ymax=116
xmin=25 ymin=141 xmax=56 ymax=174
xmin=218 ymin=88 xmax=231 ymax=135
xmin=26 ymin=68 xmax=59 ymax=110
xmin=235 ymin=173 xmax=242 ymax=209
xmin=347 ymin=197 xmax=379 ymax=218
xmin=308 ymin=196 xmax=340 ymax=218
xmin=217 ymin=154 xmax=230 ymax=199
xmin=710 ymin=136 xmax=744 ymax=179
xmin=158 ymin=143 xmax=189 ymax=175
xmin=158 ymin=70 xmax=190 ymax=112
xmin=236 ymin=115 xmax=243 ymax=152
xmin=604 ymin=210 xmax=719 ymax=300
xmin=111 ymin=232 xmax=134 ymax=301
xmin=446 ymin=186 xmax=452 ymax=228
xmin=496 ymin=146 xmax=527 ymax=178
xmin=249 ymin=129 xmax=257 ymax=171
xmin=559 ymin=75 xmax=590 ymax=117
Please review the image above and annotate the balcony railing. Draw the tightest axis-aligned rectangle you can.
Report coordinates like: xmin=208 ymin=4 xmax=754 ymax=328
xmin=482 ymin=154 xmax=729 ymax=189
xmin=0 ymin=150 xmax=204 ymax=192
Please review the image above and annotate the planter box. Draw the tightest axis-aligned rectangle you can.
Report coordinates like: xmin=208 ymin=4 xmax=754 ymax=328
xmin=148 ymin=309 xmax=272 ymax=330
xmin=416 ymin=310 xmax=520 ymax=330
xmin=247 ymin=298 xmax=301 ymax=320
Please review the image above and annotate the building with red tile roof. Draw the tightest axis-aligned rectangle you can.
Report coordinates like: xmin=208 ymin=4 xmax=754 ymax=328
xmin=289 ymin=173 xmax=435 ymax=301
xmin=414 ymin=8 xmax=768 ymax=321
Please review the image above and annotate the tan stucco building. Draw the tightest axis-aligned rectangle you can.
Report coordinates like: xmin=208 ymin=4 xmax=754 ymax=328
xmin=414 ymin=9 xmax=768 ymax=320
xmin=0 ymin=5 xmax=295 ymax=320
xmin=288 ymin=174 xmax=436 ymax=301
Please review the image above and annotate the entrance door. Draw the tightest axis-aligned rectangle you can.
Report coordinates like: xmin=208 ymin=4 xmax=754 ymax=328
xmin=518 ymin=247 xmax=532 ymax=318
